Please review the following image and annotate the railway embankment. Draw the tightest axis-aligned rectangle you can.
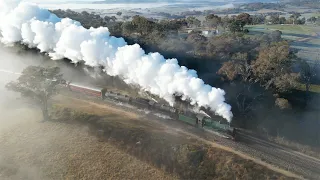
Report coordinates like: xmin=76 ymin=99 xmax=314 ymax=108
xmin=48 ymin=95 xmax=296 ymax=180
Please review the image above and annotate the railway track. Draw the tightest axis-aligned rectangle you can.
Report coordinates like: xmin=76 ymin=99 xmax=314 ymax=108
xmin=67 ymin=92 xmax=320 ymax=180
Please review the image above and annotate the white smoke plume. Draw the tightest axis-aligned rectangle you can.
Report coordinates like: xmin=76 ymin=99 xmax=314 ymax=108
xmin=0 ymin=0 xmax=233 ymax=121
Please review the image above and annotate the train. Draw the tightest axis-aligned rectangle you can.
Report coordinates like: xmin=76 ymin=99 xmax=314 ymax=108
xmin=63 ymin=81 xmax=237 ymax=140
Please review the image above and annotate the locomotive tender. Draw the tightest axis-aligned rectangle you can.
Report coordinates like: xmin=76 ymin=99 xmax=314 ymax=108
xmin=64 ymin=82 xmax=237 ymax=140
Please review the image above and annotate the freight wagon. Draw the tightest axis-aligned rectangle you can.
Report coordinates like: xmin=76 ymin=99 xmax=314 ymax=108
xmin=66 ymin=82 xmax=106 ymax=99
xmin=63 ymin=82 xmax=237 ymax=140
xmin=105 ymin=91 xmax=131 ymax=102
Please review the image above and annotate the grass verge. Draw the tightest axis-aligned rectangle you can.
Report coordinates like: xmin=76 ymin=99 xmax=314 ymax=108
xmin=269 ymin=136 xmax=320 ymax=160
xmin=49 ymin=105 xmax=295 ymax=180
xmin=296 ymin=83 xmax=320 ymax=93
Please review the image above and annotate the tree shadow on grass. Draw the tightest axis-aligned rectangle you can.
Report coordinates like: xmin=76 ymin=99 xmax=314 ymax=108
xmin=48 ymin=106 xmax=291 ymax=180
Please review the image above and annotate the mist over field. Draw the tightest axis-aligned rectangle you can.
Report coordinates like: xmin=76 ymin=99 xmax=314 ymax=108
xmin=1 ymin=0 xmax=320 ymax=178
xmin=22 ymin=0 xmax=275 ymax=10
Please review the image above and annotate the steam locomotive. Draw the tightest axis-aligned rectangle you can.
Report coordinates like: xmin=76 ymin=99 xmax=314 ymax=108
xmin=64 ymin=82 xmax=238 ymax=140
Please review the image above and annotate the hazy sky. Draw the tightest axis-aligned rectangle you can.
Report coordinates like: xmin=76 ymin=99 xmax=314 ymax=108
xmin=22 ymin=0 xmax=106 ymax=3
xmin=23 ymin=0 xmax=99 ymax=2
xmin=23 ymin=0 xmax=234 ymax=3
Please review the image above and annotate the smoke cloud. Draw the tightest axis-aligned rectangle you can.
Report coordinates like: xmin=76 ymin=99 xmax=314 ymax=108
xmin=0 ymin=0 xmax=233 ymax=121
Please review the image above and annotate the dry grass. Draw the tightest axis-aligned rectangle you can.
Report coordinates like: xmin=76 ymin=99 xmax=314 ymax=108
xmin=49 ymin=103 xmax=296 ymax=180
xmin=240 ymin=128 xmax=320 ymax=162
xmin=0 ymin=100 xmax=176 ymax=180
xmin=270 ymin=136 xmax=320 ymax=160
xmin=296 ymin=83 xmax=320 ymax=93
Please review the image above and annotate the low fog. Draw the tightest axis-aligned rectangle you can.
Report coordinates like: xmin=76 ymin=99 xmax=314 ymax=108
xmin=0 ymin=44 xmax=189 ymax=180
xmin=0 ymin=44 xmax=125 ymax=180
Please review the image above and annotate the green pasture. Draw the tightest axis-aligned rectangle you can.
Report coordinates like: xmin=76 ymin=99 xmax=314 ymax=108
xmin=246 ymin=24 xmax=315 ymax=35
xmin=297 ymin=83 xmax=320 ymax=93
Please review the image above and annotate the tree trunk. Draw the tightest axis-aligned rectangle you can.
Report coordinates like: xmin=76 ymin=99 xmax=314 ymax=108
xmin=305 ymin=82 xmax=310 ymax=102
xmin=41 ymin=100 xmax=49 ymax=121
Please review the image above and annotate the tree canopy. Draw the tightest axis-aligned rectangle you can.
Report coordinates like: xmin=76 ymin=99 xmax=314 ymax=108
xmin=219 ymin=41 xmax=300 ymax=93
xmin=204 ymin=14 xmax=221 ymax=28
xmin=6 ymin=66 xmax=64 ymax=121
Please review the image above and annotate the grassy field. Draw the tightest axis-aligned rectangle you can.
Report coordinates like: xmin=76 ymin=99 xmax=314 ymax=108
xmin=49 ymin=94 xmax=297 ymax=180
xmin=297 ymin=83 xmax=320 ymax=93
xmin=0 ymin=99 xmax=176 ymax=180
xmin=246 ymin=24 xmax=316 ymax=35
xmin=312 ymin=12 xmax=320 ymax=17
xmin=247 ymin=24 xmax=320 ymax=62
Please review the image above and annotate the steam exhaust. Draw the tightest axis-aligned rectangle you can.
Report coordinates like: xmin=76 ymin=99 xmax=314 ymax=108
xmin=0 ymin=0 xmax=233 ymax=122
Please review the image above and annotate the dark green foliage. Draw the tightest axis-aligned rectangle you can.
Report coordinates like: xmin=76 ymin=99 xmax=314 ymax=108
xmin=307 ymin=16 xmax=318 ymax=23
xmin=228 ymin=20 xmax=242 ymax=33
xmin=204 ymin=14 xmax=221 ymax=28
xmin=251 ymin=14 xmax=266 ymax=25
xmin=131 ymin=15 xmax=157 ymax=35
xmin=186 ymin=16 xmax=201 ymax=28
xmin=116 ymin=11 xmax=122 ymax=16
xmin=269 ymin=15 xmax=287 ymax=25
xmin=236 ymin=13 xmax=252 ymax=27
xmin=290 ymin=12 xmax=301 ymax=25
xmin=241 ymin=2 xmax=285 ymax=11
xmin=49 ymin=9 xmax=320 ymax=149
xmin=50 ymin=9 xmax=117 ymax=29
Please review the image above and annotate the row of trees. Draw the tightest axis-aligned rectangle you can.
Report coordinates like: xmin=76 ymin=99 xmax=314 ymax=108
xmin=51 ymin=10 xmax=301 ymax=94
xmin=307 ymin=16 xmax=320 ymax=25
xmin=288 ymin=0 xmax=320 ymax=8
xmin=186 ymin=12 xmax=307 ymax=32
xmin=50 ymin=11 xmax=314 ymax=109
xmin=187 ymin=13 xmax=252 ymax=33
xmin=241 ymin=2 xmax=285 ymax=11
xmin=52 ymin=11 xmax=301 ymax=93
xmin=268 ymin=13 xmax=306 ymax=25
xmin=9 ymin=8 xmax=319 ymax=148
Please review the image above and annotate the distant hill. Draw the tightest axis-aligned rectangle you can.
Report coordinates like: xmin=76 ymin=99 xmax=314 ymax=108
xmin=93 ymin=0 xmax=276 ymax=4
